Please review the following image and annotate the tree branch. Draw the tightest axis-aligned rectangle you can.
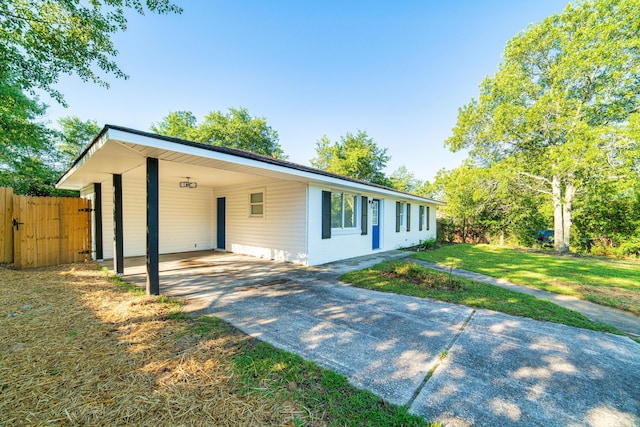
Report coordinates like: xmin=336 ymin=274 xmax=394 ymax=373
xmin=517 ymin=171 xmax=552 ymax=185
xmin=2 ymin=11 xmax=52 ymax=26
xmin=515 ymin=174 xmax=553 ymax=196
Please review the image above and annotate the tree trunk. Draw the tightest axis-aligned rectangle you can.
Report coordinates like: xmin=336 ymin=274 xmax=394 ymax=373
xmin=551 ymin=174 xmax=575 ymax=252
xmin=552 ymin=175 xmax=566 ymax=252
xmin=562 ymin=182 xmax=576 ymax=251
xmin=462 ymin=217 xmax=467 ymax=243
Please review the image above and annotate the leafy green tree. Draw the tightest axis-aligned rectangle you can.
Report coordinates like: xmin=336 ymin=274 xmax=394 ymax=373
xmin=572 ymin=176 xmax=640 ymax=251
xmin=0 ymin=156 xmax=76 ymax=197
xmin=151 ymin=108 xmax=286 ymax=159
xmin=0 ymin=74 xmax=51 ymax=168
xmin=389 ymin=165 xmax=421 ymax=193
xmin=414 ymin=180 xmax=440 ymax=199
xmin=309 ymin=135 xmax=335 ymax=171
xmin=310 ymin=130 xmax=390 ymax=185
xmin=192 ymin=108 xmax=285 ymax=158
xmin=0 ymin=111 xmax=98 ymax=196
xmin=0 ymin=0 xmax=181 ymax=196
xmin=1 ymin=0 xmax=182 ymax=104
xmin=431 ymin=165 xmax=497 ymax=243
xmin=433 ymin=163 xmax=547 ymax=245
xmin=150 ymin=111 xmax=197 ymax=140
xmin=0 ymin=73 xmax=73 ymax=196
xmin=446 ymin=0 xmax=640 ymax=252
xmin=57 ymin=117 xmax=101 ymax=168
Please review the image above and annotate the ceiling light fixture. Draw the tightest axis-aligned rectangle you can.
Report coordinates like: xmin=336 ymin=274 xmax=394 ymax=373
xmin=179 ymin=177 xmax=198 ymax=189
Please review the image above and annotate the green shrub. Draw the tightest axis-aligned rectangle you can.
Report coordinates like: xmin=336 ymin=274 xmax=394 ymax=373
xmin=617 ymin=238 xmax=640 ymax=257
xmin=419 ymin=238 xmax=439 ymax=250
xmin=437 ymin=217 xmax=456 ymax=243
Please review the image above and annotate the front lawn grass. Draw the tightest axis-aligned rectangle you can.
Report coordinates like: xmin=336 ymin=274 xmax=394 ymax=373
xmin=341 ymin=260 xmax=622 ymax=335
xmin=412 ymin=244 xmax=640 ymax=316
xmin=0 ymin=263 xmax=431 ymax=427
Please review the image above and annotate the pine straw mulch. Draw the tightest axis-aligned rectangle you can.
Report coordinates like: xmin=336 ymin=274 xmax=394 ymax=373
xmin=0 ymin=262 xmax=308 ymax=426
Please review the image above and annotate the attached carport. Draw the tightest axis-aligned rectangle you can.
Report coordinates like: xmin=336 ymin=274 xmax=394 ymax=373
xmin=56 ymin=126 xmax=311 ymax=295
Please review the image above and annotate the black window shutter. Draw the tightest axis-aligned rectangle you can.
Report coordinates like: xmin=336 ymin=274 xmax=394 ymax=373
xmin=361 ymin=196 xmax=368 ymax=235
xmin=426 ymin=206 xmax=430 ymax=230
xmin=395 ymin=202 xmax=401 ymax=232
xmin=406 ymin=203 xmax=411 ymax=232
xmin=419 ymin=206 xmax=424 ymax=231
xmin=322 ymin=191 xmax=331 ymax=239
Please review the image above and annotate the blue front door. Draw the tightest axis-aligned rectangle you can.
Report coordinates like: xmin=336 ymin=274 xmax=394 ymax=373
xmin=372 ymin=199 xmax=380 ymax=249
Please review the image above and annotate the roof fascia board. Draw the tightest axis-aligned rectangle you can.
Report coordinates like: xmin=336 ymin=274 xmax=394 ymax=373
xmin=310 ymin=181 xmax=443 ymax=204
xmin=55 ymin=129 xmax=110 ymax=188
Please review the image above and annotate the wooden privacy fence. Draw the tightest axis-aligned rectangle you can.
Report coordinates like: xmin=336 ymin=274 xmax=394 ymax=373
xmin=0 ymin=187 xmax=92 ymax=269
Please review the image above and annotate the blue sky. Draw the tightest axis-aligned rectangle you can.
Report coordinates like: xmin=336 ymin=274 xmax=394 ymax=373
xmin=44 ymin=0 xmax=568 ymax=182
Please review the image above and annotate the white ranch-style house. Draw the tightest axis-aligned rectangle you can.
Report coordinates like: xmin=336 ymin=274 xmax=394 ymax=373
xmin=56 ymin=125 xmax=443 ymax=294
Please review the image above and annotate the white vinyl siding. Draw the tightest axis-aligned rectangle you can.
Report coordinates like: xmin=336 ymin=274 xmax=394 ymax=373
xmin=101 ymin=181 xmax=114 ymax=259
xmin=98 ymin=163 xmax=214 ymax=259
xmin=89 ymin=163 xmax=435 ymax=267
xmin=159 ymin=175 xmax=214 ymax=253
xmin=308 ymin=186 xmax=438 ymax=265
xmin=217 ymin=178 xmax=307 ymax=264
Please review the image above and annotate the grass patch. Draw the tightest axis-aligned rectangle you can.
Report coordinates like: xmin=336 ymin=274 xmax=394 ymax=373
xmin=0 ymin=263 xmax=431 ymax=426
xmin=412 ymin=244 xmax=640 ymax=316
xmin=102 ymin=266 xmax=144 ymax=295
xmin=342 ymin=260 xmax=622 ymax=335
xmin=232 ymin=340 xmax=427 ymax=426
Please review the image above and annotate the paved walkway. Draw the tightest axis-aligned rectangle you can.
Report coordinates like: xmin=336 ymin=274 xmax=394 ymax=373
xmin=409 ymin=258 xmax=640 ymax=338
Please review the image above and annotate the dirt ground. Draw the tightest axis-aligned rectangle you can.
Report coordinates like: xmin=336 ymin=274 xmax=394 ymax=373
xmin=0 ymin=262 xmax=306 ymax=426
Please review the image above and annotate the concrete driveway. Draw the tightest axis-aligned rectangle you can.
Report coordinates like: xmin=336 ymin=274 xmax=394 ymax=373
xmin=123 ymin=251 xmax=640 ymax=426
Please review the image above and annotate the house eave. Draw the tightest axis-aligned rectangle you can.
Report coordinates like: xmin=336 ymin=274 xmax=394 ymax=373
xmin=56 ymin=124 xmax=445 ymax=205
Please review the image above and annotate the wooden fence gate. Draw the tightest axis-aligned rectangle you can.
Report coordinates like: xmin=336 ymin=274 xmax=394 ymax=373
xmin=0 ymin=187 xmax=92 ymax=269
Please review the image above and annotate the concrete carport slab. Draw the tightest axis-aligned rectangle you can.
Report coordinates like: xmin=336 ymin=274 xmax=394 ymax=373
xmin=112 ymin=251 xmax=323 ymax=313
xmin=116 ymin=250 xmax=640 ymax=426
